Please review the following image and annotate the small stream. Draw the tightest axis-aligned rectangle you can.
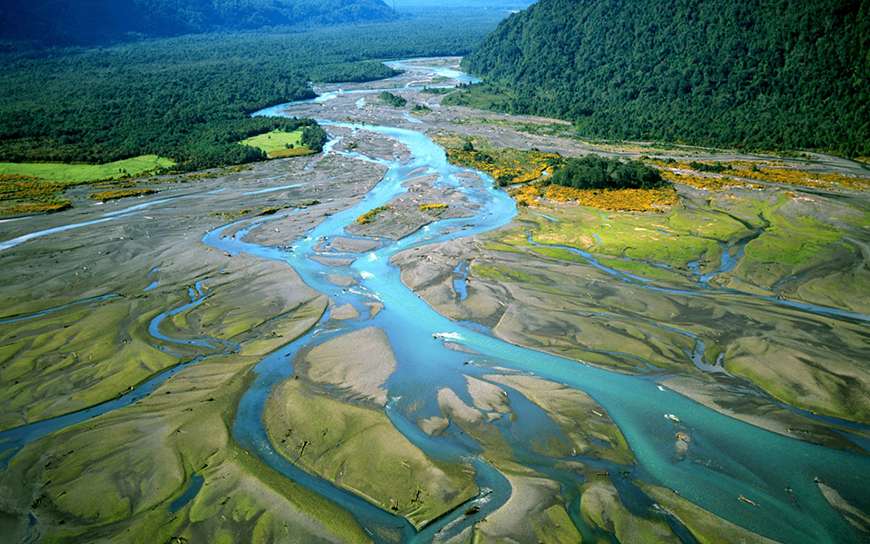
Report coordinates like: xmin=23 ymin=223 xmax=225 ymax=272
xmin=0 ymin=280 xmax=225 ymax=467
xmin=527 ymin=234 xmax=870 ymax=324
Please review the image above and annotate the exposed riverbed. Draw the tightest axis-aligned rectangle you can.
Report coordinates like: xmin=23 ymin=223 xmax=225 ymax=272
xmin=0 ymin=58 xmax=867 ymax=543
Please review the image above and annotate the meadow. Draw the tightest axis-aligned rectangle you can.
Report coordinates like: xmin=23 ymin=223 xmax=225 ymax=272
xmin=0 ymin=155 xmax=174 ymax=215
xmin=0 ymin=155 xmax=175 ymax=184
xmin=240 ymin=130 xmax=312 ymax=159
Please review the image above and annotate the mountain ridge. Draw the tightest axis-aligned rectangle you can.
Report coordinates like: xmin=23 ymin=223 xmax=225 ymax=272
xmin=0 ymin=0 xmax=396 ymax=45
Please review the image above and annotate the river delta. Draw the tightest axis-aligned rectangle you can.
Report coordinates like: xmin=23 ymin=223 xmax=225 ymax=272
xmin=0 ymin=58 xmax=868 ymax=543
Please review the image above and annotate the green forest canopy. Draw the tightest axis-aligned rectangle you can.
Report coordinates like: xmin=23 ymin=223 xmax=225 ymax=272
xmin=548 ymin=155 xmax=666 ymax=190
xmin=0 ymin=9 xmax=500 ymax=171
xmin=462 ymin=0 xmax=870 ymax=157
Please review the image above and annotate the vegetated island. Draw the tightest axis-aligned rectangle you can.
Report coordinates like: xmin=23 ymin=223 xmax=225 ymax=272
xmin=438 ymin=134 xmax=677 ymax=212
xmin=379 ymin=91 xmax=408 ymax=108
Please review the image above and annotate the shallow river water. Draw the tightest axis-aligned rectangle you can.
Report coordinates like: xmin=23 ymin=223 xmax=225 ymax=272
xmin=237 ymin=104 xmax=870 ymax=541
xmin=0 ymin=62 xmax=867 ymax=543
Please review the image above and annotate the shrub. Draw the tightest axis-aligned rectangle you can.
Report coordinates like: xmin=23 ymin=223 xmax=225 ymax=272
xmin=548 ymin=155 xmax=666 ymax=190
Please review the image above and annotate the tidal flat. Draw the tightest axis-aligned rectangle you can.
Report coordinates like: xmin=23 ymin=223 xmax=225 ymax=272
xmin=0 ymin=57 xmax=868 ymax=543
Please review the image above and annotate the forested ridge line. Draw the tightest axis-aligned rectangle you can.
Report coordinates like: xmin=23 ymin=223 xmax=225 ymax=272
xmin=0 ymin=0 xmax=396 ymax=45
xmin=461 ymin=0 xmax=870 ymax=157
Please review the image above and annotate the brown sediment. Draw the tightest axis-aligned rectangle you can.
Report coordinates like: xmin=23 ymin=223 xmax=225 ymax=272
xmin=419 ymin=416 xmax=449 ymax=436
xmin=327 ymin=274 xmax=357 ymax=287
xmin=329 ymin=236 xmax=381 ymax=253
xmin=303 ymin=326 xmax=396 ymax=406
xmin=816 ymin=481 xmax=870 ymax=533
xmin=310 ymin=255 xmax=355 ymax=267
xmin=486 ymin=374 xmax=633 ymax=464
xmin=366 ymin=301 xmax=384 ymax=317
xmin=330 ymin=303 xmax=360 ymax=320
xmin=465 ymin=376 xmax=510 ymax=419
xmin=437 ymin=387 xmax=483 ymax=424
xmin=476 ymin=471 xmax=580 ymax=543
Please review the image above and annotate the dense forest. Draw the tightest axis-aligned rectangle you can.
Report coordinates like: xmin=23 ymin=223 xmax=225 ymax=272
xmin=0 ymin=0 xmax=395 ymax=45
xmin=462 ymin=0 xmax=870 ymax=157
xmin=0 ymin=10 xmax=498 ymax=171
xmin=300 ymin=125 xmax=329 ymax=152
xmin=548 ymin=156 xmax=665 ymax=190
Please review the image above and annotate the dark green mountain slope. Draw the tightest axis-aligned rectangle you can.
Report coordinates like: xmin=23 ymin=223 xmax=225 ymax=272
xmin=0 ymin=0 xmax=395 ymax=45
xmin=462 ymin=0 xmax=869 ymax=156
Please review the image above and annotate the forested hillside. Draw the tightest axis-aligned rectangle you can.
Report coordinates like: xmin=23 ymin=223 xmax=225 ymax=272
xmin=0 ymin=0 xmax=395 ymax=45
xmin=462 ymin=0 xmax=870 ymax=156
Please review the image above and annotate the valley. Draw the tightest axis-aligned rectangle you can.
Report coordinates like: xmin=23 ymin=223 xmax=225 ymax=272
xmin=0 ymin=57 xmax=867 ymax=544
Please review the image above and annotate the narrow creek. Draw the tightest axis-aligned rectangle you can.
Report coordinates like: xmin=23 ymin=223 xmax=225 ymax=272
xmin=0 ymin=280 xmax=224 ymax=466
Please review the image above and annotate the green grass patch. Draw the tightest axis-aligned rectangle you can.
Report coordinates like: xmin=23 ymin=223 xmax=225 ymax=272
xmin=265 ymin=379 xmax=477 ymax=529
xmin=530 ymin=246 xmax=587 ymax=263
xmin=597 ymin=256 xmax=690 ymax=283
xmin=481 ymin=241 xmax=526 ymax=255
xmin=442 ymin=84 xmax=513 ymax=111
xmin=239 ymin=130 xmax=313 ymax=159
xmin=665 ymin=208 xmax=751 ymax=241
xmin=472 ymin=263 xmax=536 ymax=283
xmin=533 ymin=206 xmax=723 ymax=270
xmin=0 ymin=155 xmax=171 ymax=215
xmin=735 ymin=212 xmax=845 ymax=288
xmin=749 ymin=215 xmax=842 ymax=266
xmin=0 ymin=155 xmax=175 ymax=185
